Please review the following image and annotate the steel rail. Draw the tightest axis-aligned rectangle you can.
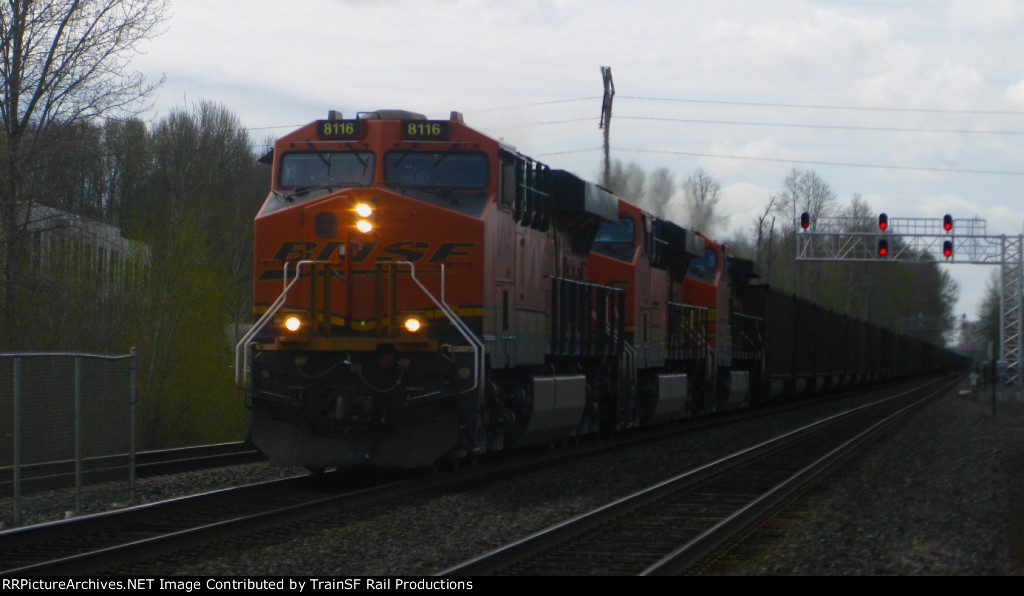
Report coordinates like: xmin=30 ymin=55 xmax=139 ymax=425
xmin=0 ymin=442 xmax=263 ymax=496
xmin=0 ymin=475 xmax=333 ymax=576
xmin=641 ymin=376 xmax=955 ymax=575
xmin=0 ymin=377 xmax=949 ymax=576
xmin=438 ymin=376 xmax=956 ymax=576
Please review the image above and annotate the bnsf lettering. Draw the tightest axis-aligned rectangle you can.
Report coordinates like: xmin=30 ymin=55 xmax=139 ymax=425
xmin=272 ymin=241 xmax=317 ymax=261
xmin=376 ymin=241 xmax=430 ymax=263
xmin=349 ymin=242 xmax=378 ymax=262
xmin=271 ymin=241 xmax=362 ymax=261
xmin=428 ymin=242 xmax=475 ymax=263
xmin=315 ymin=241 xmax=345 ymax=260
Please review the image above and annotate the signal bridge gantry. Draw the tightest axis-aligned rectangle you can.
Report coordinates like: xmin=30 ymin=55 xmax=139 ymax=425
xmin=795 ymin=214 xmax=1023 ymax=388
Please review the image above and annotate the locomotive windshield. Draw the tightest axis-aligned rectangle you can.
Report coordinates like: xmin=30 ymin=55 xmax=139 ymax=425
xmin=384 ymin=151 xmax=488 ymax=189
xmin=279 ymin=151 xmax=375 ymax=188
xmin=687 ymin=247 xmax=718 ymax=283
xmin=595 ymin=217 xmax=635 ymax=243
xmin=592 ymin=217 xmax=636 ymax=261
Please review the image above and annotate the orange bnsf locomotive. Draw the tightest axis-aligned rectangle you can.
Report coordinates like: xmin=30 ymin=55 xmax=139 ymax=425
xmin=235 ymin=109 xmax=965 ymax=471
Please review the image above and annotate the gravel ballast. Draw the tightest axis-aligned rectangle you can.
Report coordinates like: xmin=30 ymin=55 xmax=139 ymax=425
xmin=716 ymin=386 xmax=1024 ymax=575
xmin=4 ymin=378 xmax=1022 ymax=575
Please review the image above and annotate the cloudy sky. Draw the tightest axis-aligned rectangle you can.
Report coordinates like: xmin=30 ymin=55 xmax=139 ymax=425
xmin=131 ymin=0 xmax=1024 ymax=321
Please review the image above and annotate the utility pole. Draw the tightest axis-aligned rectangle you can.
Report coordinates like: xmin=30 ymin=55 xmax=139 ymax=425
xmin=600 ymin=66 xmax=614 ymax=188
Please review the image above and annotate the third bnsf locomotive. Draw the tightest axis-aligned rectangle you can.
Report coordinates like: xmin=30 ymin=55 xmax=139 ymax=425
xmin=235 ymin=109 xmax=965 ymax=470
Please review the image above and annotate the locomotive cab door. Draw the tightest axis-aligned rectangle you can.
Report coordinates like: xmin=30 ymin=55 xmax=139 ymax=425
xmin=492 ymin=152 xmax=518 ymax=369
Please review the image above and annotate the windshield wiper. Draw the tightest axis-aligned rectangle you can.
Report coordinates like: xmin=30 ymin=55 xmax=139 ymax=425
xmin=305 ymin=142 xmax=332 ymax=169
xmin=389 ymin=143 xmax=419 ymax=171
xmin=304 ymin=141 xmax=370 ymax=174
xmin=432 ymin=144 xmax=459 ymax=169
xmin=284 ymin=184 xmax=337 ymax=202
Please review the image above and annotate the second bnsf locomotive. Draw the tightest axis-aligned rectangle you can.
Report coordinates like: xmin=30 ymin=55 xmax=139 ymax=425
xmin=235 ymin=109 xmax=964 ymax=470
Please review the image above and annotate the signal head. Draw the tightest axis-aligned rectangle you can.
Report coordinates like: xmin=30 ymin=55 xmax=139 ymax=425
xmin=800 ymin=212 xmax=810 ymax=230
xmin=878 ymin=213 xmax=888 ymax=231
xmin=943 ymin=240 xmax=953 ymax=259
xmin=878 ymin=238 xmax=889 ymax=257
xmin=943 ymin=214 xmax=953 ymax=232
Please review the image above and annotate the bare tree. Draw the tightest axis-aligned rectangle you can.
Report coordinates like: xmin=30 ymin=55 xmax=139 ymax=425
xmin=772 ymin=168 xmax=836 ymax=231
xmin=841 ymin=194 xmax=875 ymax=317
xmin=643 ymin=167 xmax=675 ymax=219
xmin=124 ymin=101 xmax=262 ymax=447
xmin=755 ymin=194 xmax=777 ymax=284
xmin=602 ymin=159 xmax=646 ymax=203
xmin=973 ymin=271 xmax=1001 ymax=354
xmin=0 ymin=0 xmax=168 ymax=347
xmin=770 ymin=168 xmax=836 ymax=300
xmin=681 ymin=167 xmax=728 ymax=236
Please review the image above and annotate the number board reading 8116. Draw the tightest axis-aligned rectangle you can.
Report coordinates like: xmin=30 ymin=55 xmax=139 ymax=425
xmin=316 ymin=120 xmax=363 ymax=139
xmin=401 ymin=120 xmax=450 ymax=139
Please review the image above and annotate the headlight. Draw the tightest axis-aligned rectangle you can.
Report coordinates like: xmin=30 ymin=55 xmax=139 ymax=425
xmin=403 ymin=316 xmax=423 ymax=333
xmin=354 ymin=203 xmax=374 ymax=233
xmin=284 ymin=316 xmax=302 ymax=332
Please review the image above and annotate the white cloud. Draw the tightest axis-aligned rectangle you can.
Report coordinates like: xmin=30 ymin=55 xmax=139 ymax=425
xmin=1004 ymin=81 xmax=1024 ymax=108
xmin=127 ymin=0 xmax=1024 ymax=319
xmin=721 ymin=181 xmax=774 ymax=237
xmin=946 ymin=0 xmax=1024 ymax=36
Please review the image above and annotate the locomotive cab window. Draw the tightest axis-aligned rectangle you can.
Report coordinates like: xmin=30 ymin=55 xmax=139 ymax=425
xmin=385 ymin=151 xmax=488 ymax=189
xmin=279 ymin=150 xmax=375 ymax=189
xmin=687 ymin=247 xmax=718 ymax=283
xmin=593 ymin=217 xmax=636 ymax=261
xmin=595 ymin=217 xmax=634 ymax=243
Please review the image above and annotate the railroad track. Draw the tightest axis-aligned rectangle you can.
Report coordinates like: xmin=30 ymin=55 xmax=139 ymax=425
xmin=439 ymin=376 xmax=957 ymax=576
xmin=0 ymin=471 xmax=411 ymax=576
xmin=0 ymin=377 xmax=951 ymax=575
xmin=0 ymin=442 xmax=265 ymax=497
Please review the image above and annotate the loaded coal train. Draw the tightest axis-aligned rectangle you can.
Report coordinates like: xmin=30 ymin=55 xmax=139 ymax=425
xmin=235 ymin=109 xmax=967 ymax=471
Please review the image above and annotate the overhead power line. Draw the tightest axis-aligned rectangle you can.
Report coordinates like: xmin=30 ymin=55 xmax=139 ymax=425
xmin=618 ymin=95 xmax=1024 ymax=116
xmin=536 ymin=147 xmax=603 ymax=157
xmin=534 ymin=145 xmax=1024 ymax=176
xmin=615 ymin=147 xmax=1024 ymax=176
xmin=615 ymin=115 xmax=1024 ymax=136
xmin=463 ymin=97 xmax=601 ymax=113
xmin=537 ymin=115 xmax=1024 ymax=136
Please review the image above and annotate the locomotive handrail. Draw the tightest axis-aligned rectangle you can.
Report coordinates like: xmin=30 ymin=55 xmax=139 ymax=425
xmin=396 ymin=261 xmax=485 ymax=405
xmin=621 ymin=340 xmax=638 ymax=387
xmin=550 ymin=276 xmax=625 ymax=356
xmin=668 ymin=302 xmax=711 ymax=359
xmin=234 ymin=260 xmax=319 ymax=390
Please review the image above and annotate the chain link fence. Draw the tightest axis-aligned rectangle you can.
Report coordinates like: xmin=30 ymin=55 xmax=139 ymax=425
xmin=0 ymin=350 xmax=136 ymax=526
